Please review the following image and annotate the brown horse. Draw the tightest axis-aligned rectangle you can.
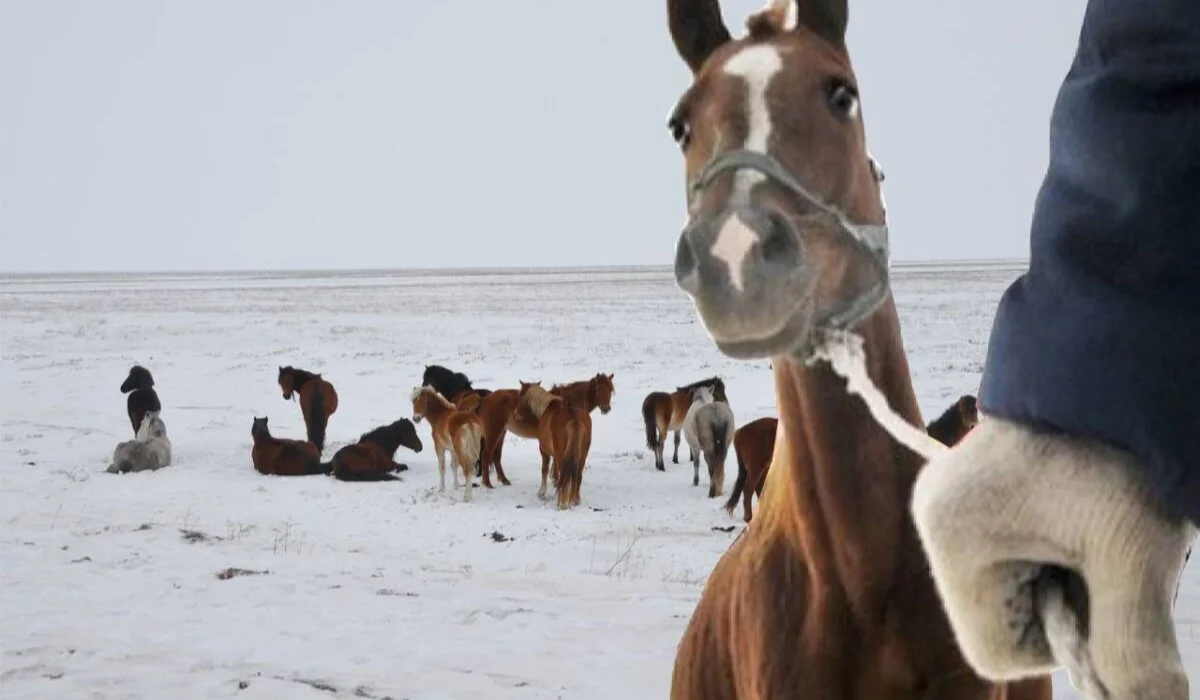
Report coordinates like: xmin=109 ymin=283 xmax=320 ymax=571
xmin=724 ymin=416 xmax=778 ymax=523
xmin=322 ymin=418 xmax=424 ymax=482
xmin=250 ymin=416 xmax=329 ymax=477
xmin=410 ymin=386 xmax=485 ymax=502
xmin=925 ymin=394 xmax=979 ymax=447
xmin=518 ymin=381 xmax=592 ymax=510
xmin=662 ymin=2 xmax=1051 ymax=698
xmin=278 ymin=366 xmax=338 ymax=454
xmin=549 ymin=373 xmax=616 ymax=415
xmin=725 ymin=397 xmax=983 ymax=523
xmin=475 ymin=389 xmax=521 ymax=488
xmin=641 ymin=377 xmax=728 ymax=470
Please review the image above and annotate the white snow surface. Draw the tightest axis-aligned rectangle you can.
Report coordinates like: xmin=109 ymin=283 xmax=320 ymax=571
xmin=3 ymin=263 xmax=1199 ymax=699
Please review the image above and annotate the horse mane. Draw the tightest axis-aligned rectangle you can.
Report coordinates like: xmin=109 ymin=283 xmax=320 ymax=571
xmin=412 ymin=385 xmax=454 ymax=410
xmin=359 ymin=420 xmax=407 ymax=453
xmin=676 ymin=376 xmax=723 ymax=394
xmin=280 ymin=366 xmax=319 ymax=386
xmin=522 ymin=384 xmax=562 ymax=417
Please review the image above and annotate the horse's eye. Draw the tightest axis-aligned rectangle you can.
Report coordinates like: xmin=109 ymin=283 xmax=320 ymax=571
xmin=827 ymin=80 xmax=859 ymax=121
xmin=668 ymin=116 xmax=691 ymax=149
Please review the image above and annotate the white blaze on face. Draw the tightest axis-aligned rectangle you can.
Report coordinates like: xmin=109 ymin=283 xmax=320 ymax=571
xmin=710 ymin=44 xmax=784 ymax=292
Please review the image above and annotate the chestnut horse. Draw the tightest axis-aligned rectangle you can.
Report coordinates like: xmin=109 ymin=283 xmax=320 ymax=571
xmin=725 ymin=396 xmax=982 ymax=523
xmin=277 ymin=366 xmax=338 ymax=454
xmin=423 ymin=364 xmax=493 ymax=475
xmin=478 ymin=374 xmax=613 ymax=486
xmin=549 ymin=372 xmax=615 ymax=415
xmin=925 ymin=394 xmax=979 ymax=447
xmin=120 ymin=364 xmax=161 ymax=436
xmin=250 ymin=416 xmax=329 ymax=477
xmin=322 ymin=418 xmax=424 ymax=482
xmin=410 ymin=386 xmax=485 ymax=502
xmin=518 ymin=381 xmax=592 ymax=509
xmin=662 ymin=1 xmax=1050 ymax=698
xmin=641 ymin=376 xmax=728 ymax=470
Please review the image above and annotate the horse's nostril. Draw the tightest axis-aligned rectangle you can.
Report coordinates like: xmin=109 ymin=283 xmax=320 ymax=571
xmin=759 ymin=214 xmax=798 ymax=268
xmin=675 ymin=231 xmax=700 ymax=294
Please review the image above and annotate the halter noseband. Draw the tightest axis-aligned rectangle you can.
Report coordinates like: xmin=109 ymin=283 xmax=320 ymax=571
xmin=686 ymin=148 xmax=891 ymax=334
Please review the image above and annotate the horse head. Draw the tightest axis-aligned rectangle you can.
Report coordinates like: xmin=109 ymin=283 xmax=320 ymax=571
xmin=666 ymin=0 xmax=888 ymax=360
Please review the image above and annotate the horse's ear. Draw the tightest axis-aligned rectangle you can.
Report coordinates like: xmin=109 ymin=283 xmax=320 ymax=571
xmin=668 ymin=0 xmax=732 ymax=74
xmin=793 ymin=0 xmax=847 ymax=44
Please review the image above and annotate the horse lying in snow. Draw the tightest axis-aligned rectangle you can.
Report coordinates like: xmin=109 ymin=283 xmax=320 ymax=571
xmin=108 ymin=410 xmax=172 ymax=474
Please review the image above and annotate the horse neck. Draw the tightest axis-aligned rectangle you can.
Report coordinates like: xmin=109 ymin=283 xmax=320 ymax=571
xmin=523 ymin=388 xmax=559 ymax=418
xmin=758 ymin=299 xmax=925 ymax=617
xmin=290 ymin=370 xmax=317 ymax=388
xmin=421 ymin=393 xmax=455 ymax=425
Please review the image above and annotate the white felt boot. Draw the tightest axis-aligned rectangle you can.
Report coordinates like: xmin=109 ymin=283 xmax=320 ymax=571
xmin=910 ymin=417 xmax=1196 ymax=700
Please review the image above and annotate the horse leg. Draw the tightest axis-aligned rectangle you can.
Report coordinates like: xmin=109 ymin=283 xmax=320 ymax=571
xmin=493 ymin=434 xmax=510 ymax=484
xmin=436 ymin=444 xmax=448 ymax=493
xmin=537 ymin=449 xmax=551 ymax=500
xmin=672 ymin=430 xmax=681 ymax=464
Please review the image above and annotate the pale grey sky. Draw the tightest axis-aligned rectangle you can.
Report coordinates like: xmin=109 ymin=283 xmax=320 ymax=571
xmin=0 ymin=1 xmax=1087 ymax=273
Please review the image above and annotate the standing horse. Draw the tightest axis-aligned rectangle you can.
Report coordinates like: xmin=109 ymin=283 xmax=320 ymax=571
xmin=322 ymin=418 xmax=424 ymax=482
xmin=250 ymin=416 xmax=329 ymax=477
xmin=422 ymin=364 xmax=492 ymax=403
xmin=410 ymin=386 xmax=485 ymax=502
xmin=120 ymin=365 xmax=162 ymax=436
xmin=725 ymin=416 xmax=779 ymax=523
xmin=662 ymin=1 xmax=1051 ymax=698
xmin=107 ymin=411 xmax=172 ymax=474
xmin=549 ymin=373 xmax=616 ymax=415
xmin=475 ymin=389 xmax=521 ymax=488
xmin=925 ymin=394 xmax=979 ymax=447
xmin=726 ymin=397 xmax=982 ymax=523
xmin=641 ymin=376 xmax=728 ymax=470
xmin=518 ymin=381 xmax=592 ymax=510
xmin=682 ymin=385 xmax=736 ymax=497
xmin=277 ymin=366 xmax=338 ymax=454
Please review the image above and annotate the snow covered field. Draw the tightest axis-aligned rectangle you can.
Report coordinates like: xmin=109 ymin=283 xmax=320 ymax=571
xmin=3 ymin=263 xmax=1199 ymax=699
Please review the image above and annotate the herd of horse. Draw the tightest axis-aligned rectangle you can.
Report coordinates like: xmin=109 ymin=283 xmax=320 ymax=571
xmin=101 ymin=0 xmax=1058 ymax=691
xmin=110 ymin=360 xmax=978 ymax=519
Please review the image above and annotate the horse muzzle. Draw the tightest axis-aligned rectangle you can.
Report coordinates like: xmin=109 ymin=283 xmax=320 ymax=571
xmin=675 ymin=205 xmax=815 ymax=359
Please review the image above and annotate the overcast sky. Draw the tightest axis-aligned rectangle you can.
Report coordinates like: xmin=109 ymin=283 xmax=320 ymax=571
xmin=0 ymin=1 xmax=1088 ymax=273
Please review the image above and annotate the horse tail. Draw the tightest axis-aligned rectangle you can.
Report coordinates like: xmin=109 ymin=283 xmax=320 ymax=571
xmin=724 ymin=440 xmax=747 ymax=516
xmin=642 ymin=398 xmax=659 ymax=450
xmin=712 ymin=418 xmax=729 ymax=465
xmin=477 ymin=435 xmax=486 ymax=473
xmin=560 ymin=417 xmax=585 ymax=490
xmin=308 ymin=387 xmax=329 ymax=454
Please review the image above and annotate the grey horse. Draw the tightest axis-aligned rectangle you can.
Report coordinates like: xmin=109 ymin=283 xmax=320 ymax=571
xmin=108 ymin=410 xmax=172 ymax=474
xmin=682 ymin=385 xmax=735 ymax=498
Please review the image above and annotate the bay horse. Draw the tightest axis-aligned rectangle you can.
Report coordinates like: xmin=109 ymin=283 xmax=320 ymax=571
xmin=925 ymin=394 xmax=979 ymax=447
xmin=107 ymin=411 xmax=172 ymax=474
xmin=548 ymin=372 xmax=615 ymax=415
xmin=410 ymin=386 xmax=485 ymax=502
xmin=662 ymin=1 xmax=1051 ymax=698
xmin=725 ymin=397 xmax=982 ymax=523
xmin=682 ymin=385 xmax=736 ymax=497
xmin=277 ymin=366 xmax=338 ymax=454
xmin=323 ymin=418 xmax=424 ymax=482
xmin=250 ymin=416 xmax=329 ymax=477
xmin=120 ymin=365 xmax=161 ymax=436
xmin=641 ymin=376 xmax=728 ymax=470
xmin=518 ymin=381 xmax=592 ymax=510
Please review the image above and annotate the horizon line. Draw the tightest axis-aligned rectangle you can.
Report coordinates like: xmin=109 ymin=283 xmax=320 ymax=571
xmin=0 ymin=256 xmax=1030 ymax=279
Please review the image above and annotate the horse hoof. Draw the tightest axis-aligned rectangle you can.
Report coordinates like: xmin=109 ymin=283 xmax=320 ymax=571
xmin=500 ymin=478 xmax=512 ymax=486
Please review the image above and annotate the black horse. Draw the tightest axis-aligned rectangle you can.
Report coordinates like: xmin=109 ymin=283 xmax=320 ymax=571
xmin=120 ymin=365 xmax=162 ymax=436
